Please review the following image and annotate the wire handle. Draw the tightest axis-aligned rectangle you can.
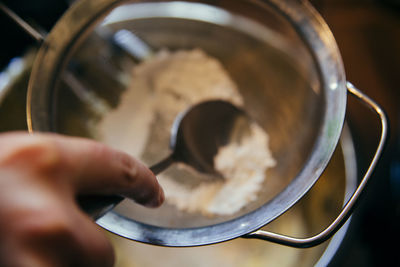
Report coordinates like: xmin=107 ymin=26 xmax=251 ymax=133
xmin=243 ymin=82 xmax=388 ymax=248
xmin=0 ymin=3 xmax=45 ymax=42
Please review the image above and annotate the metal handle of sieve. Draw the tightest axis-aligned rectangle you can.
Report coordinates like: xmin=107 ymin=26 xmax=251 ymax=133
xmin=243 ymin=82 xmax=388 ymax=248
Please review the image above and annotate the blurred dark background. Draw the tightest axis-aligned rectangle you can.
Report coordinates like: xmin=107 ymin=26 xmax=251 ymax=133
xmin=309 ymin=1 xmax=400 ymax=266
xmin=0 ymin=0 xmax=399 ymax=266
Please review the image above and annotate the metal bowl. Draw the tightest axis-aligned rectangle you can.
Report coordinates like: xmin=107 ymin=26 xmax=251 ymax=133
xmin=26 ymin=0 xmax=387 ymax=247
xmin=108 ymin=125 xmax=357 ymax=267
xmin=0 ymin=49 xmax=355 ymax=266
xmin=0 ymin=52 xmax=357 ymax=267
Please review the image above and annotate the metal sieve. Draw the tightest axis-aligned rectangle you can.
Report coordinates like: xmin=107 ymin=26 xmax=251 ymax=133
xmin=5 ymin=0 xmax=387 ymax=247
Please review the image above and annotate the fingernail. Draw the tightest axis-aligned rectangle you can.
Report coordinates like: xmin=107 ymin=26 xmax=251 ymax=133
xmin=145 ymin=186 xmax=164 ymax=208
xmin=158 ymin=186 xmax=165 ymax=204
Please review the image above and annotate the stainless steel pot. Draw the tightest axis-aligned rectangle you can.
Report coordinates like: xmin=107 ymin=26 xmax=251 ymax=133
xmin=0 ymin=49 xmax=357 ymax=266
xmin=107 ymin=124 xmax=359 ymax=267
xmin=2 ymin=0 xmax=387 ymax=248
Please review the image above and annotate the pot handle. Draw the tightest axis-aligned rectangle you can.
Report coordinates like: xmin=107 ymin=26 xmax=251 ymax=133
xmin=243 ymin=82 xmax=388 ymax=248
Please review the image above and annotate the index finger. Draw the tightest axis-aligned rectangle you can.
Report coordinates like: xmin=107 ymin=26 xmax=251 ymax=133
xmin=53 ymin=134 xmax=165 ymax=208
xmin=0 ymin=132 xmax=164 ymax=208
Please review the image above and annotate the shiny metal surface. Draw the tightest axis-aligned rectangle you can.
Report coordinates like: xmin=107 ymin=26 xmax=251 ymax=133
xmin=82 ymin=100 xmax=248 ymax=218
xmin=0 ymin=49 xmax=356 ymax=266
xmin=246 ymin=83 xmax=388 ymax=247
xmin=109 ymin=124 xmax=358 ymax=266
xmin=24 ymin=0 xmax=385 ymax=247
xmin=153 ymin=100 xmax=248 ymax=176
xmin=0 ymin=3 xmax=45 ymax=43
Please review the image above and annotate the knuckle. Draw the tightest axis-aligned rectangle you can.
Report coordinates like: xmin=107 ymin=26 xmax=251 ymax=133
xmin=107 ymin=149 xmax=141 ymax=186
xmin=12 ymin=210 xmax=114 ymax=267
xmin=0 ymin=137 xmax=62 ymax=175
xmin=84 ymin=232 xmax=115 ymax=267
xmin=15 ymin=210 xmax=75 ymax=242
xmin=0 ymin=194 xmax=115 ymax=266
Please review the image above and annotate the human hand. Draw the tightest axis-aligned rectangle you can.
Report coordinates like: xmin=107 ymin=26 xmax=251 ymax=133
xmin=0 ymin=132 xmax=164 ymax=267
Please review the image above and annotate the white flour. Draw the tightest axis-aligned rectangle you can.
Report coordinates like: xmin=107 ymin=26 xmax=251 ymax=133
xmin=98 ymin=49 xmax=276 ymax=216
